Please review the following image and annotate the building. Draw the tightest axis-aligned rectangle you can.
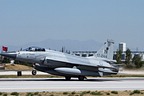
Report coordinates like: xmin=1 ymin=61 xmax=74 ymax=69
xmin=119 ymin=42 xmax=126 ymax=52
xmin=72 ymin=50 xmax=144 ymax=61
xmin=72 ymin=51 xmax=97 ymax=57
xmin=72 ymin=42 xmax=144 ymax=61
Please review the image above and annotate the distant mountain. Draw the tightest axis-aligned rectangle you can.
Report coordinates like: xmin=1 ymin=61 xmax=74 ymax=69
xmin=5 ymin=39 xmax=103 ymax=51
xmin=1 ymin=39 xmax=139 ymax=53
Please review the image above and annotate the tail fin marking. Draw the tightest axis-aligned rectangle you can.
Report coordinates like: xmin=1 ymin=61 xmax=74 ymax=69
xmin=94 ymin=40 xmax=114 ymax=60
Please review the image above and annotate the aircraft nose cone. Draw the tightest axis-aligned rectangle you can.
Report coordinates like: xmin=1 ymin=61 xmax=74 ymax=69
xmin=0 ymin=52 xmax=17 ymax=59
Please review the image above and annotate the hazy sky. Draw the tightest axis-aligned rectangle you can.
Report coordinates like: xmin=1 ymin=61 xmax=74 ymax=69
xmin=0 ymin=0 xmax=144 ymax=50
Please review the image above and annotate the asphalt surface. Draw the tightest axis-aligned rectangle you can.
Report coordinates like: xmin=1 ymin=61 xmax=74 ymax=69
xmin=0 ymin=70 xmax=144 ymax=75
xmin=0 ymin=70 xmax=48 ymax=75
xmin=0 ymin=77 xmax=144 ymax=92
xmin=0 ymin=70 xmax=144 ymax=92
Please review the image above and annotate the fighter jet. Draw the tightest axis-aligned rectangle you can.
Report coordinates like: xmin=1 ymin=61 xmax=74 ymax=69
xmin=0 ymin=40 xmax=119 ymax=80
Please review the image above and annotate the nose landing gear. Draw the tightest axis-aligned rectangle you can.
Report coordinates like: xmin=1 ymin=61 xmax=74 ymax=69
xmin=32 ymin=70 xmax=37 ymax=75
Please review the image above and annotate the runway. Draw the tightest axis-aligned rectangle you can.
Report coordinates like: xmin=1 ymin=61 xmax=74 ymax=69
xmin=0 ymin=77 xmax=144 ymax=92
xmin=1 ymin=70 xmax=144 ymax=75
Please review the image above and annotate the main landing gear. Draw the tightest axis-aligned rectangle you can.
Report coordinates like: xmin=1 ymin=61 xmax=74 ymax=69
xmin=78 ymin=76 xmax=86 ymax=81
xmin=65 ymin=76 xmax=86 ymax=81
xmin=65 ymin=76 xmax=71 ymax=81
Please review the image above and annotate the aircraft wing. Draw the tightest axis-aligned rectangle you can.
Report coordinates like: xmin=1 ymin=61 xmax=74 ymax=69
xmin=45 ymin=55 xmax=116 ymax=69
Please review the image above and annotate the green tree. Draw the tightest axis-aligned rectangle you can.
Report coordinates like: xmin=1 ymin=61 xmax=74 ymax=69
xmin=115 ymin=50 xmax=122 ymax=64
xmin=125 ymin=48 xmax=132 ymax=65
xmin=132 ymin=54 xmax=143 ymax=68
xmin=61 ymin=47 xmax=65 ymax=52
xmin=2 ymin=57 xmax=10 ymax=63
xmin=0 ymin=56 xmax=2 ymax=63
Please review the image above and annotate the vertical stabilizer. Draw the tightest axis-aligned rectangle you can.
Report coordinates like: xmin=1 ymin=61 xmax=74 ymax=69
xmin=94 ymin=40 xmax=114 ymax=60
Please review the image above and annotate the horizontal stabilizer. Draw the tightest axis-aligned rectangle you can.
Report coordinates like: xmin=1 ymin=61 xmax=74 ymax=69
xmin=98 ymin=71 xmax=103 ymax=77
xmin=98 ymin=68 xmax=118 ymax=74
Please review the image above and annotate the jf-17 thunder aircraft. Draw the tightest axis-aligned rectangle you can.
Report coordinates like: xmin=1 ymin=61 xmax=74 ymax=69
xmin=0 ymin=40 xmax=119 ymax=80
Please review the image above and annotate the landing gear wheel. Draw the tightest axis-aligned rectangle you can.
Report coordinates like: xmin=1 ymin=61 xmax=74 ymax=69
xmin=78 ymin=76 xmax=85 ymax=81
xmin=65 ymin=76 xmax=71 ymax=81
xmin=32 ymin=70 xmax=37 ymax=75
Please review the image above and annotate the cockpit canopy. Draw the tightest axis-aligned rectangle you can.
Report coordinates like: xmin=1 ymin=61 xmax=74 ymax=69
xmin=23 ymin=46 xmax=46 ymax=52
